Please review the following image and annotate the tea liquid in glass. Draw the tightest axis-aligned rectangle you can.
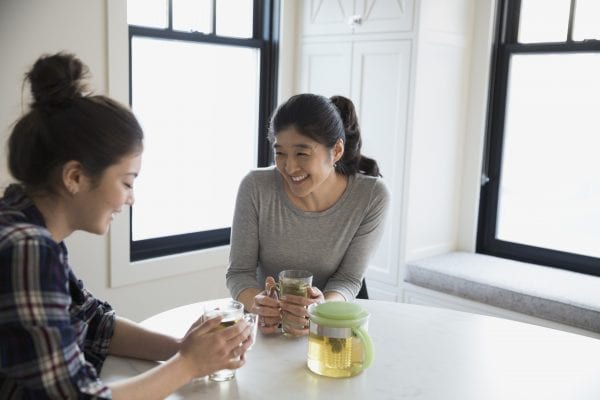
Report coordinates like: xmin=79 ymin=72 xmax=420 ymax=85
xmin=280 ymin=280 xmax=310 ymax=297
xmin=217 ymin=318 xmax=240 ymax=328
xmin=280 ymin=280 xmax=310 ymax=335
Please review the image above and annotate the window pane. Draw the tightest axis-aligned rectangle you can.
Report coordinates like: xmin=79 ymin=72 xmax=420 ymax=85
xmin=127 ymin=0 xmax=168 ymax=28
xmin=518 ymin=0 xmax=570 ymax=43
xmin=497 ymin=54 xmax=600 ymax=258
xmin=216 ymin=0 xmax=253 ymax=38
xmin=573 ymin=0 xmax=600 ymax=41
xmin=173 ymin=0 xmax=212 ymax=33
xmin=131 ymin=37 xmax=260 ymax=241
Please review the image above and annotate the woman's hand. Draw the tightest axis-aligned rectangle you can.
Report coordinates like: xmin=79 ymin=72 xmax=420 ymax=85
xmin=279 ymin=287 xmax=324 ymax=336
xmin=178 ymin=316 xmax=252 ymax=379
xmin=308 ymin=286 xmax=325 ymax=304
xmin=251 ymin=276 xmax=281 ymax=334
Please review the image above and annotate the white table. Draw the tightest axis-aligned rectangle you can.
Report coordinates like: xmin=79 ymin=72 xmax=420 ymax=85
xmin=101 ymin=299 xmax=600 ymax=399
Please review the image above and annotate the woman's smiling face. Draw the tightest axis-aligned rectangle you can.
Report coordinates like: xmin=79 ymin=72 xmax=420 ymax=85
xmin=71 ymin=151 xmax=142 ymax=235
xmin=273 ymin=127 xmax=341 ymax=200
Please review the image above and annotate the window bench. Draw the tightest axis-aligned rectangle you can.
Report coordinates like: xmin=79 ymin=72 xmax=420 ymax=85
xmin=403 ymin=251 xmax=600 ymax=338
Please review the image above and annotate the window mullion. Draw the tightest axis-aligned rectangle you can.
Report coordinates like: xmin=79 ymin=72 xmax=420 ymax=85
xmin=506 ymin=41 xmax=600 ymax=53
xmin=129 ymin=25 xmax=264 ymax=48
xmin=253 ymin=0 xmax=262 ymax=39
xmin=212 ymin=0 xmax=216 ymax=35
xmin=504 ymin=0 xmax=521 ymax=44
xmin=168 ymin=0 xmax=173 ymax=30
xmin=567 ymin=0 xmax=576 ymax=42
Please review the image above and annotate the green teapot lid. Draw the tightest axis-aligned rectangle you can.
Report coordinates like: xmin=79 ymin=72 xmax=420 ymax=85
xmin=313 ymin=301 xmax=368 ymax=321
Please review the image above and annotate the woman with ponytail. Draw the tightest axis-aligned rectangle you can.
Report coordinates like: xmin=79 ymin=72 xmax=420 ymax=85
xmin=0 ymin=53 xmax=251 ymax=399
xmin=227 ymin=93 xmax=390 ymax=336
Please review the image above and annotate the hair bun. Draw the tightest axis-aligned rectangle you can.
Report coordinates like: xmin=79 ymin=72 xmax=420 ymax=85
xmin=27 ymin=52 xmax=88 ymax=107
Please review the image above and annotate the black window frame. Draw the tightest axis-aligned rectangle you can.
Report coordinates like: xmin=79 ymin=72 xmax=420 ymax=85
xmin=477 ymin=0 xmax=600 ymax=276
xmin=128 ymin=0 xmax=279 ymax=262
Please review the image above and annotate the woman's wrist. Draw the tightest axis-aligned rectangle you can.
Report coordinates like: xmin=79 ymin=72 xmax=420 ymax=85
xmin=323 ymin=291 xmax=346 ymax=302
xmin=170 ymin=352 xmax=198 ymax=382
xmin=238 ymin=287 xmax=262 ymax=311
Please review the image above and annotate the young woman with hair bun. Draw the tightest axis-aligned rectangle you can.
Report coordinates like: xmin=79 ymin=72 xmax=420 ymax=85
xmin=0 ymin=52 xmax=251 ymax=399
xmin=226 ymin=93 xmax=390 ymax=336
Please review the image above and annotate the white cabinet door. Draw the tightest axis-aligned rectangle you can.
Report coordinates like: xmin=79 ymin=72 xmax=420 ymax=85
xmin=298 ymin=41 xmax=352 ymax=97
xmin=301 ymin=0 xmax=355 ymax=36
xmin=351 ymin=40 xmax=412 ymax=286
xmin=354 ymin=0 xmax=414 ymax=33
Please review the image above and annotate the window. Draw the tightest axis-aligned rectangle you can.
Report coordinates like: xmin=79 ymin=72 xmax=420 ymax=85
xmin=127 ymin=0 xmax=279 ymax=261
xmin=477 ymin=0 xmax=600 ymax=276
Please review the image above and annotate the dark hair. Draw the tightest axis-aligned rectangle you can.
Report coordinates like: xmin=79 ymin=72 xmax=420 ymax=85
xmin=8 ymin=52 xmax=144 ymax=193
xmin=268 ymin=93 xmax=381 ymax=177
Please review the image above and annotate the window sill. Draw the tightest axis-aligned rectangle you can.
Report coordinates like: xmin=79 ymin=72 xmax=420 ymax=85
xmin=109 ymin=210 xmax=229 ymax=288
xmin=404 ymin=251 xmax=600 ymax=334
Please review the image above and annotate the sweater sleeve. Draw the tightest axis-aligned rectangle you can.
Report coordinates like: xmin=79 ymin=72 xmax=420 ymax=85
xmin=226 ymin=172 xmax=262 ymax=300
xmin=322 ymin=179 xmax=391 ymax=300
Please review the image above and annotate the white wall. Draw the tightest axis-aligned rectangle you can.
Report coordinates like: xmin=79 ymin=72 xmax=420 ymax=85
xmin=0 ymin=1 xmax=107 ymax=189
xmin=403 ymin=0 xmax=494 ymax=264
xmin=404 ymin=0 xmax=475 ymax=261
xmin=277 ymin=0 xmax=298 ymax=102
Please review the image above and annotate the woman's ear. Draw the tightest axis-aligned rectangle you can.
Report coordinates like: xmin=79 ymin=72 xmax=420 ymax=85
xmin=333 ymin=138 xmax=345 ymax=163
xmin=62 ymin=160 xmax=85 ymax=195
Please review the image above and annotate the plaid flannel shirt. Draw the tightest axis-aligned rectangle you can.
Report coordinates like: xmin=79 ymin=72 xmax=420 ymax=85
xmin=0 ymin=185 xmax=115 ymax=399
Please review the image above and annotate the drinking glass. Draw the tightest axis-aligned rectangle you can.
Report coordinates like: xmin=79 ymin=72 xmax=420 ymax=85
xmin=202 ymin=299 xmax=244 ymax=381
xmin=278 ymin=270 xmax=313 ymax=336
xmin=243 ymin=312 xmax=258 ymax=350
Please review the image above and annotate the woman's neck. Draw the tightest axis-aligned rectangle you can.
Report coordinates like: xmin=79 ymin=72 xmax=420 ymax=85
xmin=31 ymin=194 xmax=73 ymax=243
xmin=284 ymin=172 xmax=349 ymax=212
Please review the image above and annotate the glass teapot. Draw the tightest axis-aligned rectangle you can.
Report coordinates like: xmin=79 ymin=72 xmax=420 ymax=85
xmin=307 ymin=302 xmax=374 ymax=378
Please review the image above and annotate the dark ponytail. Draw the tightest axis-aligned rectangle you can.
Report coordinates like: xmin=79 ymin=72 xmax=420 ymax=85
xmin=8 ymin=52 xmax=144 ymax=193
xmin=329 ymin=95 xmax=381 ymax=177
xmin=268 ymin=93 xmax=381 ymax=177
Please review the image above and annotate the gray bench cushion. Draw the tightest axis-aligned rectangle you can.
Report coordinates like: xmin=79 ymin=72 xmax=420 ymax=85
xmin=405 ymin=252 xmax=600 ymax=333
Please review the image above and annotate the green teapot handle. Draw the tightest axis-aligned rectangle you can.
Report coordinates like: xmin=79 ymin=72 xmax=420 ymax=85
xmin=352 ymin=326 xmax=373 ymax=369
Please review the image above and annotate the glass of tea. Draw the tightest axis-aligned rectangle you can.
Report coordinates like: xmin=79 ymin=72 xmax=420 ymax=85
xmin=278 ymin=269 xmax=313 ymax=336
xmin=202 ymin=299 xmax=245 ymax=381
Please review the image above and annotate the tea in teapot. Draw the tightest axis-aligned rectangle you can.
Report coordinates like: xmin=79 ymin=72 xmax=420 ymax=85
xmin=307 ymin=302 xmax=373 ymax=378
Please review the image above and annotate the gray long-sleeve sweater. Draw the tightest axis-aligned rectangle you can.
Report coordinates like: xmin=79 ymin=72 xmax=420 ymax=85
xmin=226 ymin=167 xmax=390 ymax=300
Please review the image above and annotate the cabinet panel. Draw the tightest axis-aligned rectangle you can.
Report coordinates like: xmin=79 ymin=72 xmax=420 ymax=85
xmin=298 ymin=42 xmax=352 ymax=97
xmin=355 ymin=0 xmax=414 ymax=33
xmin=301 ymin=0 xmax=355 ymax=36
xmin=301 ymin=0 xmax=414 ymax=36
xmin=352 ymin=40 xmax=412 ymax=285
